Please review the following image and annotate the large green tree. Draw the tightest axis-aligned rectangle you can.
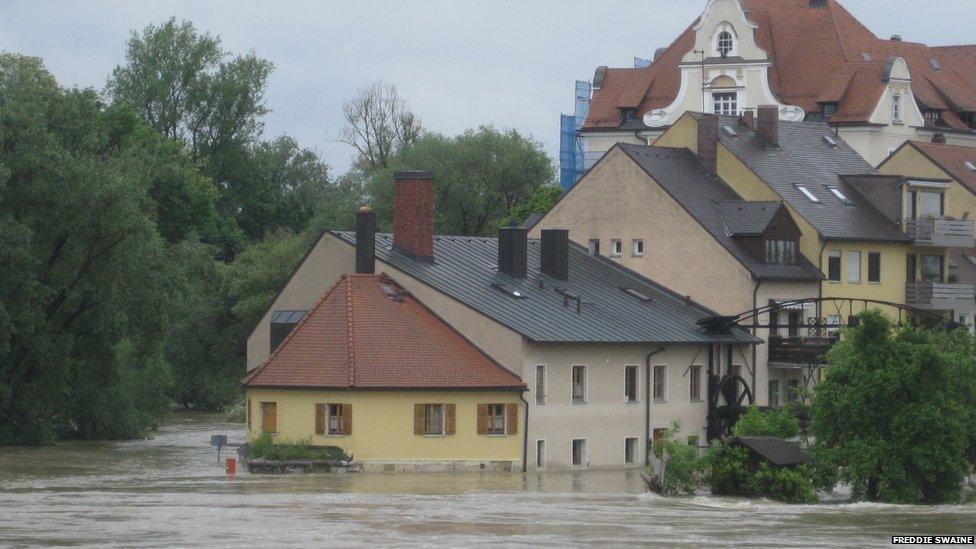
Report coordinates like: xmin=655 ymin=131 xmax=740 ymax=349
xmin=811 ymin=310 xmax=976 ymax=503
xmin=0 ymin=54 xmax=182 ymax=443
xmin=365 ymin=126 xmax=556 ymax=236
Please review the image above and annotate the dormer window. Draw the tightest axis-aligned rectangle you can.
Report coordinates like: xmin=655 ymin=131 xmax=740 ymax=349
xmin=717 ymin=31 xmax=734 ymax=56
xmin=765 ymin=239 xmax=797 ymax=264
xmin=923 ymin=110 xmax=943 ymax=126
xmin=822 ymin=103 xmax=838 ymax=118
xmin=621 ymin=108 xmax=637 ymax=123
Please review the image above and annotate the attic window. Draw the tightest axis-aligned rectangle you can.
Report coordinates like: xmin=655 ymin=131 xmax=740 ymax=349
xmin=491 ymin=282 xmax=526 ymax=299
xmin=797 ymin=185 xmax=821 ymax=203
xmin=822 ymin=103 xmax=838 ymax=118
xmin=892 ymin=93 xmax=903 ymax=123
xmin=621 ymin=108 xmax=637 ymax=123
xmin=620 ymin=287 xmax=653 ymax=303
xmin=717 ymin=31 xmax=734 ymax=56
xmin=721 ymin=125 xmax=738 ymax=137
xmin=828 ymin=186 xmax=852 ymax=205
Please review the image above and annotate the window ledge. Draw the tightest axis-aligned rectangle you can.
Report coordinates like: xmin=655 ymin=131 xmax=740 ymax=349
xmin=571 ymin=400 xmax=587 ymax=405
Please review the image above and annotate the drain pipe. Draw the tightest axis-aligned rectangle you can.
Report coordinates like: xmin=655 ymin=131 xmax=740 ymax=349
xmin=520 ymin=390 xmax=530 ymax=473
xmin=644 ymin=346 xmax=666 ymax=466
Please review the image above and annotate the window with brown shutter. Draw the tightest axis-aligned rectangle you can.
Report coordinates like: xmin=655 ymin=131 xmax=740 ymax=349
xmin=444 ymin=404 xmax=455 ymax=435
xmin=246 ymin=398 xmax=252 ymax=431
xmin=486 ymin=404 xmax=505 ymax=435
xmin=341 ymin=404 xmax=352 ymax=435
xmin=260 ymin=402 xmax=277 ymax=434
xmin=315 ymin=403 xmax=326 ymax=435
xmin=414 ymin=404 xmax=425 ymax=435
xmin=417 ymin=404 xmax=447 ymax=435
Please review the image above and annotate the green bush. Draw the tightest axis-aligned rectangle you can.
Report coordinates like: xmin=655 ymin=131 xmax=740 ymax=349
xmin=649 ymin=422 xmax=708 ymax=496
xmin=707 ymin=442 xmax=817 ymax=503
xmin=250 ymin=432 xmax=348 ymax=461
xmin=732 ymin=405 xmax=799 ymax=439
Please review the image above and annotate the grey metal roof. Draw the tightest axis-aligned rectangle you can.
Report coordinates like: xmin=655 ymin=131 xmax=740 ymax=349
xmin=716 ymin=117 xmax=909 ymax=242
xmin=715 ymin=202 xmax=780 ymax=236
xmin=617 ymin=144 xmax=823 ymax=281
xmin=731 ymin=437 xmax=810 ymax=466
xmin=332 ymin=231 xmax=758 ymax=345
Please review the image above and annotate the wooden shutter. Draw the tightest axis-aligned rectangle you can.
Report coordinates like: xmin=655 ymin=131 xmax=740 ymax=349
xmin=261 ymin=402 xmax=277 ymax=434
xmin=342 ymin=404 xmax=352 ymax=435
xmin=506 ymin=403 xmax=518 ymax=435
xmin=315 ymin=403 xmax=325 ymax=435
xmin=445 ymin=404 xmax=456 ymax=435
xmin=246 ymin=398 xmax=251 ymax=431
xmin=414 ymin=404 xmax=425 ymax=435
xmin=476 ymin=404 xmax=488 ymax=434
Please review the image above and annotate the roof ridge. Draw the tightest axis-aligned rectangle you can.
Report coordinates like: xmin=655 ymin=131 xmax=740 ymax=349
xmin=345 ymin=276 xmax=356 ymax=387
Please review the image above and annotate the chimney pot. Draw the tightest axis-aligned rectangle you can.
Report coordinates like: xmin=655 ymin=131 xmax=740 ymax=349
xmin=355 ymin=206 xmax=376 ymax=274
xmin=697 ymin=114 xmax=719 ymax=176
xmin=498 ymin=226 xmax=528 ymax=278
xmin=392 ymin=171 xmax=435 ymax=262
xmin=756 ymin=105 xmax=780 ymax=147
xmin=540 ymin=229 xmax=569 ymax=281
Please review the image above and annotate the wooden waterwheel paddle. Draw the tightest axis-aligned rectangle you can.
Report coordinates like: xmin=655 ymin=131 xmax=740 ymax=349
xmin=711 ymin=374 xmax=754 ymax=439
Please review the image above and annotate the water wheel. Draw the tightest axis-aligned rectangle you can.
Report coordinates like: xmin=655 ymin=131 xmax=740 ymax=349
xmin=710 ymin=374 xmax=754 ymax=439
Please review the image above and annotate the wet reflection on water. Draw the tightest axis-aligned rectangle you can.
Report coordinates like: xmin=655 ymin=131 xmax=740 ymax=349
xmin=0 ymin=412 xmax=973 ymax=547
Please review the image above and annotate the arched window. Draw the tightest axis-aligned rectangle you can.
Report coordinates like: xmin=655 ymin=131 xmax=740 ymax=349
xmin=717 ymin=31 xmax=734 ymax=56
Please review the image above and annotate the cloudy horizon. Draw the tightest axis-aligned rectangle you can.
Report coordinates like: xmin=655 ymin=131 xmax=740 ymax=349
xmin=2 ymin=0 xmax=970 ymax=174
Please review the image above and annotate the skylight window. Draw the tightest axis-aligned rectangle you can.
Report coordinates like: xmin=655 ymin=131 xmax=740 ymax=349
xmin=721 ymin=125 xmax=738 ymax=137
xmin=965 ymin=161 xmax=976 ymax=173
xmin=822 ymin=134 xmax=838 ymax=147
xmin=620 ymin=287 xmax=653 ymax=303
xmin=491 ymin=282 xmax=526 ymax=299
xmin=828 ymin=186 xmax=852 ymax=205
xmin=797 ymin=185 xmax=820 ymax=203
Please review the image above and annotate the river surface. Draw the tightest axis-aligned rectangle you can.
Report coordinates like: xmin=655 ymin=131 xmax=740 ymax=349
xmin=0 ymin=412 xmax=973 ymax=548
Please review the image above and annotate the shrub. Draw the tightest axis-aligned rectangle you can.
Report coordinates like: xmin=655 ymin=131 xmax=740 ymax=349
xmin=649 ymin=422 xmax=708 ymax=496
xmin=732 ymin=405 xmax=799 ymax=439
xmin=707 ymin=442 xmax=817 ymax=503
xmin=250 ymin=432 xmax=348 ymax=461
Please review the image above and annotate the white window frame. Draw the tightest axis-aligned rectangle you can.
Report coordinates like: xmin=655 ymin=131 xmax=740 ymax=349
xmin=536 ymin=439 xmax=547 ymax=470
xmin=610 ymin=239 xmax=622 ymax=257
xmin=712 ymin=91 xmax=738 ymax=116
xmin=624 ymin=365 xmax=639 ymax=404
xmin=535 ymin=364 xmax=547 ymax=405
xmin=632 ymin=239 xmax=644 ymax=257
xmin=716 ymin=30 xmax=734 ymax=56
xmin=689 ymin=364 xmax=703 ymax=402
xmin=848 ymin=250 xmax=862 ymax=283
xmin=571 ymin=365 xmax=587 ymax=404
xmin=827 ymin=250 xmax=842 ymax=282
xmin=769 ymin=379 xmax=781 ymax=408
xmin=868 ymin=251 xmax=882 ymax=283
xmin=572 ymin=438 xmax=587 ymax=468
xmin=423 ymin=403 xmax=446 ymax=436
xmin=652 ymin=365 xmax=667 ymax=403
xmin=588 ymin=239 xmax=600 ymax=256
xmin=892 ymin=92 xmax=903 ymax=123
xmin=828 ymin=186 xmax=852 ymax=205
xmin=625 ymin=437 xmax=639 ymax=464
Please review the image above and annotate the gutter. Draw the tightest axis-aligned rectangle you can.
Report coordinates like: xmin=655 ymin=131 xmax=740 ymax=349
xmin=520 ymin=390 xmax=530 ymax=473
xmin=644 ymin=346 xmax=666 ymax=466
xmin=752 ymin=278 xmax=762 ymax=401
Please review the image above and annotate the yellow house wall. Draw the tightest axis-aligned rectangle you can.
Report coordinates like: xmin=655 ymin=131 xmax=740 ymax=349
xmin=245 ymin=389 xmax=522 ymax=463
xmin=878 ymin=145 xmax=976 ymax=221
xmin=650 ymin=114 xmax=699 ymax=152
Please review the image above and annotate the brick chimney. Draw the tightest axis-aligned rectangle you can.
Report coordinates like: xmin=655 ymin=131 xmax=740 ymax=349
xmin=740 ymin=109 xmax=754 ymax=129
xmin=498 ymin=224 xmax=528 ymax=279
xmin=932 ymin=133 xmax=947 ymax=144
xmin=540 ymin=229 xmax=569 ymax=281
xmin=393 ymin=171 xmax=435 ymax=261
xmin=757 ymin=105 xmax=780 ymax=147
xmin=697 ymin=114 xmax=719 ymax=176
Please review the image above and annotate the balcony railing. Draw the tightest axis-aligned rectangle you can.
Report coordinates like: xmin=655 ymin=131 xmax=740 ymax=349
xmin=768 ymin=335 xmax=836 ymax=365
xmin=905 ymin=282 xmax=976 ymax=310
xmin=904 ymin=217 xmax=975 ymax=247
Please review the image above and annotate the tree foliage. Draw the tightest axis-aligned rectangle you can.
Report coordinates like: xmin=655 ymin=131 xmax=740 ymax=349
xmin=810 ymin=310 xmax=976 ymax=503
xmin=366 ymin=126 xmax=556 ymax=236
xmin=732 ymin=405 xmax=799 ymax=439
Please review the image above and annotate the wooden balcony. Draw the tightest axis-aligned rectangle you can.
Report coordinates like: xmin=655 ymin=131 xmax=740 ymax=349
xmin=905 ymin=282 xmax=976 ymax=311
xmin=904 ymin=218 xmax=975 ymax=248
xmin=768 ymin=335 xmax=835 ymax=366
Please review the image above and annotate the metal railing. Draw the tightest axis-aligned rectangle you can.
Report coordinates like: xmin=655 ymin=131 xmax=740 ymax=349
xmin=768 ymin=335 xmax=836 ymax=365
xmin=905 ymin=282 xmax=976 ymax=310
xmin=904 ymin=217 xmax=974 ymax=247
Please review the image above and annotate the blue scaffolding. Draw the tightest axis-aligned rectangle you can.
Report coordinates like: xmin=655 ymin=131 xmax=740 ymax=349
xmin=559 ymin=80 xmax=591 ymax=191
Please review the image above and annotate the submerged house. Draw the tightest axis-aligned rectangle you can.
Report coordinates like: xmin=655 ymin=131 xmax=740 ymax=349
xmin=242 ymin=273 xmax=526 ymax=472
xmin=245 ymin=172 xmax=758 ymax=471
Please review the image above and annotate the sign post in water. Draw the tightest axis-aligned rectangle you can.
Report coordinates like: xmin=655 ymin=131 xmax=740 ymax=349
xmin=211 ymin=434 xmax=228 ymax=463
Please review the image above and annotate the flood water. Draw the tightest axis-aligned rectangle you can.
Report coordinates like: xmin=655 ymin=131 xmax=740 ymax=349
xmin=0 ymin=412 xmax=973 ymax=548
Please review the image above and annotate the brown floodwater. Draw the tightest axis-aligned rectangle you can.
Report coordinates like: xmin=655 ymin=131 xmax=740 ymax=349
xmin=0 ymin=412 xmax=973 ymax=547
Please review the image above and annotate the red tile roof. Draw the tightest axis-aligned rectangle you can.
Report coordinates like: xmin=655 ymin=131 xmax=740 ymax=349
xmin=904 ymin=140 xmax=976 ymax=197
xmin=242 ymin=274 xmax=524 ymax=390
xmin=584 ymin=0 xmax=976 ymax=130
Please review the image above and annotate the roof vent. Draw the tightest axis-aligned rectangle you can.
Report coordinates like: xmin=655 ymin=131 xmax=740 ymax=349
xmin=890 ymin=35 xmax=902 ymax=41
xmin=861 ymin=52 xmax=872 ymax=62
xmin=822 ymin=135 xmax=838 ymax=147
xmin=930 ymin=58 xmax=942 ymax=71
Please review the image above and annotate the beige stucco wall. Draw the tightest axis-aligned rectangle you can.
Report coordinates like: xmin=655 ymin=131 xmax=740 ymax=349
xmin=530 ymin=147 xmax=757 ymax=315
xmin=879 ymin=144 xmax=976 ymax=221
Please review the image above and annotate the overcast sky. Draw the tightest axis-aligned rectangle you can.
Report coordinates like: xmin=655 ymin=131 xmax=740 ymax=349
xmin=1 ymin=1 xmax=971 ymax=174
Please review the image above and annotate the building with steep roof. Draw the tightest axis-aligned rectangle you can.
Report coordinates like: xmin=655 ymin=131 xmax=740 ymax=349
xmin=242 ymin=273 xmax=525 ymax=471
xmin=574 ymin=0 xmax=976 ymax=174
xmin=245 ymin=172 xmax=759 ymax=470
